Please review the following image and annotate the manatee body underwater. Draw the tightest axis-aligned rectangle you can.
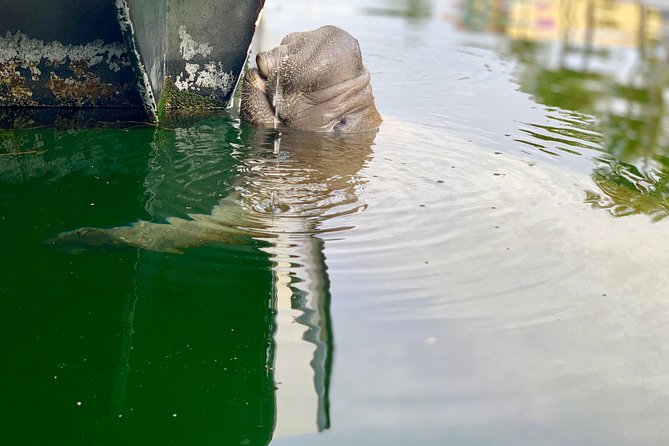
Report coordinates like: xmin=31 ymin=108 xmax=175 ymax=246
xmin=49 ymin=26 xmax=381 ymax=254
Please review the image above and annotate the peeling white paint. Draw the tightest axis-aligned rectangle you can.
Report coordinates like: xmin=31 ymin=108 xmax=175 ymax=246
xmin=174 ymin=62 xmax=199 ymax=90
xmin=114 ymin=0 xmax=157 ymax=118
xmin=174 ymin=25 xmax=235 ymax=97
xmin=198 ymin=62 xmax=234 ymax=90
xmin=0 ymin=31 xmax=130 ymax=72
xmin=175 ymin=61 xmax=234 ymax=95
xmin=178 ymin=26 xmax=213 ymax=60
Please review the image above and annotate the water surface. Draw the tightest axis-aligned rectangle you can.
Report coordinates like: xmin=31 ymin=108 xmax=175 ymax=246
xmin=3 ymin=1 xmax=669 ymax=445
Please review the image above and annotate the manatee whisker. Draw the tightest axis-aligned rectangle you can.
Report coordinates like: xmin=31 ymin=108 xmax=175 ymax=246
xmin=273 ymin=66 xmax=281 ymax=129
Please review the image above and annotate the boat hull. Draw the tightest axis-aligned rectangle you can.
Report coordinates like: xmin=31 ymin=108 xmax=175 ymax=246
xmin=0 ymin=0 xmax=265 ymax=125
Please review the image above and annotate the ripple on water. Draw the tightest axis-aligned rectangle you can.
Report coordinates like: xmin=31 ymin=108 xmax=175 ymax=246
xmin=226 ymin=129 xmax=376 ymax=239
xmin=322 ymin=120 xmax=597 ymax=324
xmin=143 ymin=122 xmax=244 ymax=220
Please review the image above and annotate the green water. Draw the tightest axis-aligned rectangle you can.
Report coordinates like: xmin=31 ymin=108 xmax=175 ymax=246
xmin=3 ymin=1 xmax=669 ymax=445
xmin=1 ymin=121 xmax=278 ymax=445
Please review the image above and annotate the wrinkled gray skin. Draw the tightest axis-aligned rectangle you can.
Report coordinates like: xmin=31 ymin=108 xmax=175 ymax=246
xmin=241 ymin=25 xmax=382 ymax=133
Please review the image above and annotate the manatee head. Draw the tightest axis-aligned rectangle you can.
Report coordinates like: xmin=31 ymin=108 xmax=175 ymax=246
xmin=241 ymin=25 xmax=382 ymax=133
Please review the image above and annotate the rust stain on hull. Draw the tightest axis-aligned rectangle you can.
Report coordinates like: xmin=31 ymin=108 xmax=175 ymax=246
xmin=0 ymin=59 xmax=37 ymax=106
xmin=48 ymin=73 xmax=133 ymax=105
xmin=0 ymin=31 xmax=143 ymax=108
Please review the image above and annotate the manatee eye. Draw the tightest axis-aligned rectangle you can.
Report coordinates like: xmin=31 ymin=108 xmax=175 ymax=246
xmin=334 ymin=117 xmax=348 ymax=132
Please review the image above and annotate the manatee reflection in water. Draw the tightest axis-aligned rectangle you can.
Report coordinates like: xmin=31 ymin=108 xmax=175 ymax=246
xmin=74 ymin=121 xmax=375 ymax=443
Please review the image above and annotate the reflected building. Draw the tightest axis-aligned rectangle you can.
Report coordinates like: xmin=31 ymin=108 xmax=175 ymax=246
xmin=506 ymin=0 xmax=663 ymax=48
xmin=245 ymin=129 xmax=374 ymax=438
xmin=264 ymin=227 xmax=332 ymax=438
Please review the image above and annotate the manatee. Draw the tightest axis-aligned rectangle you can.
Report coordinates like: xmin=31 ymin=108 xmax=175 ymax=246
xmin=49 ymin=128 xmax=375 ymax=253
xmin=49 ymin=26 xmax=380 ymax=254
xmin=241 ymin=25 xmax=382 ymax=133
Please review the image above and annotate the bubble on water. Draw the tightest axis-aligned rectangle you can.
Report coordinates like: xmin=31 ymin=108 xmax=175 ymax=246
xmin=172 ymin=413 xmax=177 ymax=417
xmin=424 ymin=337 xmax=438 ymax=346
xmin=76 ymin=401 xmax=82 ymax=406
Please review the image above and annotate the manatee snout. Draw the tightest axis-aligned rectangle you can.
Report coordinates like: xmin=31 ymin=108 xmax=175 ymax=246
xmin=256 ymin=45 xmax=287 ymax=80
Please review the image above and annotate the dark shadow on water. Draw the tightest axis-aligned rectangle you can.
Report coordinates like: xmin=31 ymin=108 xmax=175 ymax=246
xmin=0 ymin=107 xmax=149 ymax=130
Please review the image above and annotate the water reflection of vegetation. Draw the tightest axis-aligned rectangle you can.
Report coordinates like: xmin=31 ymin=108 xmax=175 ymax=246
xmin=459 ymin=0 xmax=669 ymax=220
xmin=364 ymin=0 xmax=433 ymax=21
xmin=586 ymin=158 xmax=669 ymax=221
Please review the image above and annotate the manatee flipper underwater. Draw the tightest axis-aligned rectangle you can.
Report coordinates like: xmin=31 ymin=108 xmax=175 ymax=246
xmin=49 ymin=196 xmax=250 ymax=254
xmin=48 ymin=223 xmax=201 ymax=255
xmin=47 ymin=227 xmax=134 ymax=254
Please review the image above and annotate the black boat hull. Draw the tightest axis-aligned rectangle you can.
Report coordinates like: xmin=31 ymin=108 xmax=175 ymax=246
xmin=0 ymin=0 xmax=265 ymax=124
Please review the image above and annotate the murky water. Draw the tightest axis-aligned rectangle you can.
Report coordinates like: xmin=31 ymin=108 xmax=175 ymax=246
xmin=3 ymin=1 xmax=669 ymax=444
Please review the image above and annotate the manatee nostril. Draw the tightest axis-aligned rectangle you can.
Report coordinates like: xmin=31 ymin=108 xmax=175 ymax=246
xmin=256 ymin=52 xmax=272 ymax=79
xmin=256 ymin=44 xmax=290 ymax=79
xmin=245 ymin=68 xmax=268 ymax=93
